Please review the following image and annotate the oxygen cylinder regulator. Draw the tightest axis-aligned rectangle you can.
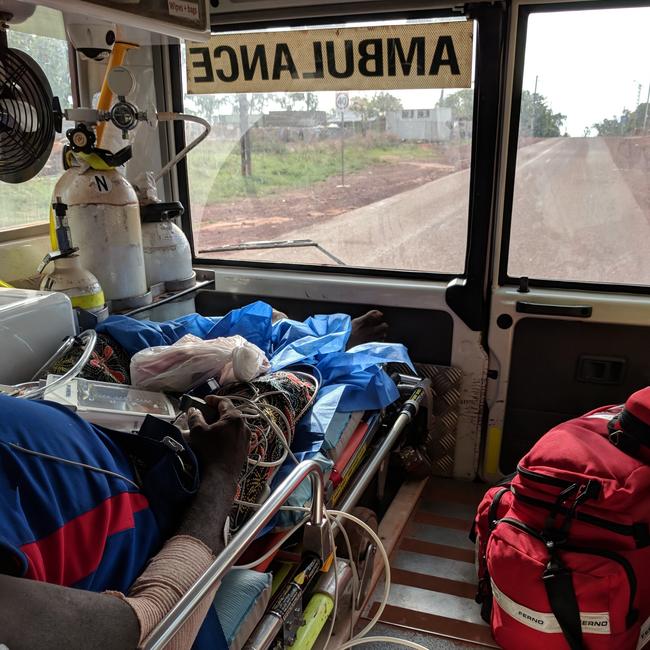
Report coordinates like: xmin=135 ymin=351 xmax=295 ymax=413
xmin=42 ymin=66 xmax=209 ymax=313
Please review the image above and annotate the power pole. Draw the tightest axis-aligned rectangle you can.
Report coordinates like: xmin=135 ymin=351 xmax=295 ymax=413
xmin=239 ymin=94 xmax=252 ymax=177
xmin=644 ymin=82 xmax=650 ymax=133
xmin=531 ymin=75 xmax=538 ymax=136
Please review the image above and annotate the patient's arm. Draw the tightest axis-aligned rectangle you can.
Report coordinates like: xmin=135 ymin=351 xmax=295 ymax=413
xmin=0 ymin=397 xmax=249 ymax=650
xmin=0 ymin=573 xmax=141 ymax=649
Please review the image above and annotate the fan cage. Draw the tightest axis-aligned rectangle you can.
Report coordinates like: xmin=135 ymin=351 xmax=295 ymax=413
xmin=0 ymin=44 xmax=55 ymax=183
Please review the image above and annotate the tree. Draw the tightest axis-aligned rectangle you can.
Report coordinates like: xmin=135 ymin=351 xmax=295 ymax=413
xmin=305 ymin=92 xmax=319 ymax=111
xmin=350 ymin=95 xmax=370 ymax=118
xmin=10 ymin=31 xmax=71 ymax=107
xmin=367 ymin=92 xmax=402 ymax=117
xmin=349 ymin=96 xmax=372 ymax=135
xmin=278 ymin=93 xmax=306 ymax=111
xmin=351 ymin=92 xmax=401 ymax=120
xmin=593 ymin=103 xmax=650 ymax=136
xmin=191 ymin=95 xmax=229 ymax=123
xmin=249 ymin=93 xmax=272 ymax=115
xmin=519 ymin=90 xmax=566 ymax=137
xmin=437 ymin=89 xmax=474 ymax=120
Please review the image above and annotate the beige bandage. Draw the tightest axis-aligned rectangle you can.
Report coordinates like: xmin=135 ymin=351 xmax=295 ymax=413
xmin=106 ymin=535 xmax=220 ymax=650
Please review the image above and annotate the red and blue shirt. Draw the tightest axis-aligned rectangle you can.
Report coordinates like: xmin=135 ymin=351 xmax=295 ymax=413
xmin=0 ymin=394 xmax=226 ymax=648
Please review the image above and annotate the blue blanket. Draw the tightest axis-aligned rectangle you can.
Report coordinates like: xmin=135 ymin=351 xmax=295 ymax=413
xmin=98 ymin=301 xmax=414 ymax=456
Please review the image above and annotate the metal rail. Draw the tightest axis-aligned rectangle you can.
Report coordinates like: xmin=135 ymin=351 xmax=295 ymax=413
xmin=240 ymin=379 xmax=431 ymax=650
xmin=142 ymin=379 xmax=430 ymax=649
xmin=142 ymin=460 xmax=325 ymax=650
xmin=123 ymin=279 xmax=213 ymax=317
xmin=334 ymin=378 xmax=430 ymax=526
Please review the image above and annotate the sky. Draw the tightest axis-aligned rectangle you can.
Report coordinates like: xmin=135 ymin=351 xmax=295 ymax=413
xmin=522 ymin=7 xmax=650 ymax=136
xmin=307 ymin=7 xmax=650 ymax=136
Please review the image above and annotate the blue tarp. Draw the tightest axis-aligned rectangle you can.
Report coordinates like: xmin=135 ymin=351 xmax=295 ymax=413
xmin=100 ymin=302 xmax=415 ymax=535
xmin=99 ymin=301 xmax=413 ymax=450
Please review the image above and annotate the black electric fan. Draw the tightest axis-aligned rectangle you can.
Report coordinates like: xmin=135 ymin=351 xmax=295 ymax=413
xmin=0 ymin=25 xmax=56 ymax=183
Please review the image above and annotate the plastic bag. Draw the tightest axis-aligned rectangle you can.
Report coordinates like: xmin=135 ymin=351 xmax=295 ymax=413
xmin=130 ymin=334 xmax=270 ymax=392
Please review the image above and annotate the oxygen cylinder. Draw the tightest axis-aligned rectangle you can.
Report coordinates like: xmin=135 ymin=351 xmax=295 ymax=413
xmin=39 ymin=255 xmax=107 ymax=320
xmin=140 ymin=202 xmax=195 ymax=290
xmin=63 ymin=166 xmax=152 ymax=310
xmin=40 ymin=196 xmax=108 ymax=320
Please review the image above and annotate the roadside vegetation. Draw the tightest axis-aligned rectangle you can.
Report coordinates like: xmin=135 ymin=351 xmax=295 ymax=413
xmin=187 ymin=133 xmax=454 ymax=203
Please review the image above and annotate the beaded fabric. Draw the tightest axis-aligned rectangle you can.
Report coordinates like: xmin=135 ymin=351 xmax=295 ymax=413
xmin=37 ymin=333 xmax=131 ymax=385
xmin=216 ymin=371 xmax=317 ymax=534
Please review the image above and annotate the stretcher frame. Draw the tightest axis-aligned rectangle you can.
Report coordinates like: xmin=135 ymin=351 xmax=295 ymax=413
xmin=142 ymin=382 xmax=428 ymax=650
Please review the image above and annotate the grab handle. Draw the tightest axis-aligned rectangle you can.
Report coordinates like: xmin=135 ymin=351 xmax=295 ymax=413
xmin=516 ymin=302 xmax=592 ymax=318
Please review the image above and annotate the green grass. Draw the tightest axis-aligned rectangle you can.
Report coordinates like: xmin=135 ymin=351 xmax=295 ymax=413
xmin=0 ymin=174 xmax=58 ymax=228
xmin=0 ymin=136 xmax=444 ymax=228
xmin=187 ymin=135 xmax=440 ymax=206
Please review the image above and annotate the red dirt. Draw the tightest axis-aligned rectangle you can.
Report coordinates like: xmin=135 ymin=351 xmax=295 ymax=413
xmin=602 ymin=136 xmax=650 ymax=215
xmin=195 ymin=144 xmax=471 ymax=252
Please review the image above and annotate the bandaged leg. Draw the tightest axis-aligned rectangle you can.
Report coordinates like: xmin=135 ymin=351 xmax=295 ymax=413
xmin=106 ymin=535 xmax=219 ymax=650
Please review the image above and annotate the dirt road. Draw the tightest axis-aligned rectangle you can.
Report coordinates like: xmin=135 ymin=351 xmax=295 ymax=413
xmin=204 ymin=138 xmax=650 ymax=285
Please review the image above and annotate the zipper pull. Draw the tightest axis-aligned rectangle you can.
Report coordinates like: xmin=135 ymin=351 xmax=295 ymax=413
xmin=162 ymin=436 xmax=184 ymax=454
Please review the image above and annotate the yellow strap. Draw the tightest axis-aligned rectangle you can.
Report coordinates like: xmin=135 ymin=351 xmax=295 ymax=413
xmin=75 ymin=152 xmax=116 ymax=171
xmin=49 ymin=205 xmax=57 ymax=251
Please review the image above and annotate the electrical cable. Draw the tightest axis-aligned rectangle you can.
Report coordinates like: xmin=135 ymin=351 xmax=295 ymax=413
xmin=288 ymin=369 xmax=321 ymax=420
xmin=154 ymin=113 xmax=210 ymax=182
xmin=2 ymin=441 xmax=140 ymax=489
xmin=336 ymin=638 xmax=432 ymax=649
xmin=226 ymin=393 xmax=300 ymax=468
xmin=324 ymin=510 xmax=429 ymax=650
xmin=327 ymin=510 xmax=391 ymax=643
xmin=228 ymin=501 xmax=429 ymax=649
xmin=227 ymin=488 xmax=428 ymax=649
xmin=337 ymin=517 xmax=360 ymax=641
xmin=17 ymin=329 xmax=98 ymax=400
xmin=321 ymin=506 xmax=339 ymax=650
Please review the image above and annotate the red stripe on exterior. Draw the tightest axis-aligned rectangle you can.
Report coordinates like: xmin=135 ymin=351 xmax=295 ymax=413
xmin=21 ymin=492 xmax=149 ymax=585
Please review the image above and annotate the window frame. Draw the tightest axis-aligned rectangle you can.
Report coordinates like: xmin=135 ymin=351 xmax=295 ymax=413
xmin=498 ymin=0 xmax=650 ymax=296
xmin=172 ymin=5 xmax=502 ymax=287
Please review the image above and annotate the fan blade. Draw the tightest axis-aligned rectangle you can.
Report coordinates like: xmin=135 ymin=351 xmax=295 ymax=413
xmin=0 ymin=98 xmax=39 ymax=132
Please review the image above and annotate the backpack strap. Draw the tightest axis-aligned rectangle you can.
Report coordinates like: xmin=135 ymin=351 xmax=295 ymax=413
xmin=543 ymin=542 xmax=584 ymax=650
xmin=609 ymin=408 xmax=650 ymax=456
xmin=473 ymin=486 xmax=511 ymax=623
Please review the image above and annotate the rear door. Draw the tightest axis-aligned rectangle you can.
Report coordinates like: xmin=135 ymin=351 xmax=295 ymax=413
xmin=484 ymin=0 xmax=650 ymax=479
xmin=170 ymin=3 xmax=508 ymax=479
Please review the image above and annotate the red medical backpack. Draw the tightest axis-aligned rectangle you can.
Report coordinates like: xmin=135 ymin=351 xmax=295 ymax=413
xmin=472 ymin=387 xmax=650 ymax=650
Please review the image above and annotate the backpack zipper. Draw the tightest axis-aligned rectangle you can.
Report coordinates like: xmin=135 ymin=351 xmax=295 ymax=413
xmin=517 ymin=464 xmax=576 ymax=489
xmin=512 ymin=488 xmax=650 ymax=547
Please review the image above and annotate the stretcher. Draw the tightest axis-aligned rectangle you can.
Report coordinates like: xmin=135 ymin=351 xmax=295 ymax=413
xmin=141 ymin=376 xmax=431 ymax=650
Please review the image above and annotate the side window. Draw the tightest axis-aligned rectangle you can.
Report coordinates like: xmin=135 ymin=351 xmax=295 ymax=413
xmin=0 ymin=23 xmax=72 ymax=231
xmin=183 ymin=18 xmax=476 ymax=274
xmin=507 ymin=6 xmax=650 ymax=286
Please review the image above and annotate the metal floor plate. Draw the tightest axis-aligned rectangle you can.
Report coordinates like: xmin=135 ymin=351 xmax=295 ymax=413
xmin=361 ymin=477 xmax=498 ymax=648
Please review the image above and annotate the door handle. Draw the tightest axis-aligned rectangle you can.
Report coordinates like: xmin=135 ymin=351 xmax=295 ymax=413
xmin=515 ymin=301 xmax=592 ymax=318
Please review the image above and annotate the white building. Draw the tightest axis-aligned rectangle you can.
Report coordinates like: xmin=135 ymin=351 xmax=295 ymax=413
xmin=386 ymin=107 xmax=453 ymax=142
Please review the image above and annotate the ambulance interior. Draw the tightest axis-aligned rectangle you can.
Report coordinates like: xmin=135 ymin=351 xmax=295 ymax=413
xmin=1 ymin=1 xmax=650 ymax=649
